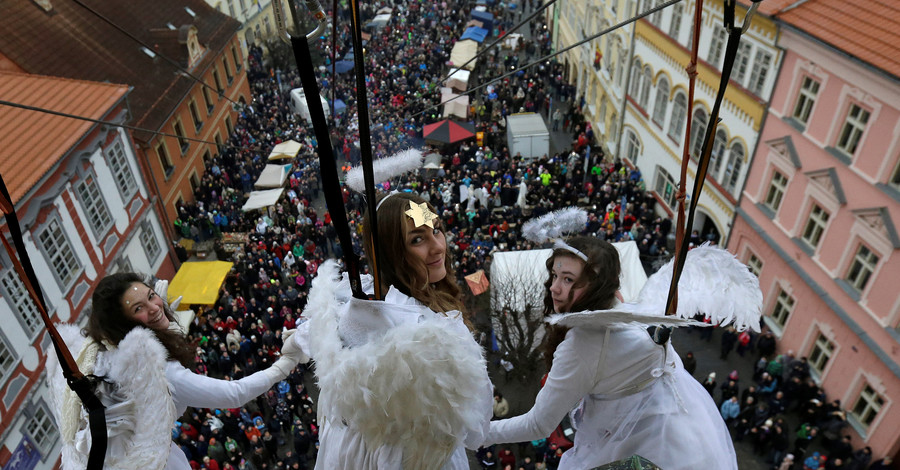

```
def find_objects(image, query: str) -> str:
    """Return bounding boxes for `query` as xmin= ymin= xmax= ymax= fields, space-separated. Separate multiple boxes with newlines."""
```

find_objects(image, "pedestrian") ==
xmin=681 ymin=351 xmax=697 ymax=376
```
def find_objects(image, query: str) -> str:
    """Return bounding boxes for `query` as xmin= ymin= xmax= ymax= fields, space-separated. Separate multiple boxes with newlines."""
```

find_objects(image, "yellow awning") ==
xmin=167 ymin=260 xmax=233 ymax=306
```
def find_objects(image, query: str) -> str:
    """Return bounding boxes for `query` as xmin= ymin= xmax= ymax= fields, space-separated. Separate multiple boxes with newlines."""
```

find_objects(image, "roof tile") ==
xmin=0 ymin=72 xmax=128 ymax=203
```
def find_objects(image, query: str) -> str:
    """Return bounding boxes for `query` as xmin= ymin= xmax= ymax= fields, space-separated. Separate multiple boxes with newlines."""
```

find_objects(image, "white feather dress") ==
xmin=298 ymin=261 xmax=493 ymax=470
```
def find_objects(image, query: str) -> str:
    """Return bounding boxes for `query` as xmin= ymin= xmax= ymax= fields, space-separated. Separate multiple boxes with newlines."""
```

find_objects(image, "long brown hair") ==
xmin=363 ymin=192 xmax=465 ymax=313
xmin=541 ymin=236 xmax=621 ymax=369
xmin=84 ymin=272 xmax=194 ymax=368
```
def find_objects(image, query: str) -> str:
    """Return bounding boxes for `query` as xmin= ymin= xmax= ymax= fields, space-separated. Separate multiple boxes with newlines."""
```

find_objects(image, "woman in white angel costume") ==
xmin=46 ymin=273 xmax=307 ymax=470
xmin=287 ymin=190 xmax=493 ymax=469
xmin=481 ymin=234 xmax=761 ymax=469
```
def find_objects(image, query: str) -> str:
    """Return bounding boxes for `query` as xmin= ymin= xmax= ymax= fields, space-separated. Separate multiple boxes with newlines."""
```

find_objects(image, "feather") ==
xmin=549 ymin=244 xmax=763 ymax=332
xmin=344 ymin=148 xmax=424 ymax=193
xmin=521 ymin=207 xmax=588 ymax=243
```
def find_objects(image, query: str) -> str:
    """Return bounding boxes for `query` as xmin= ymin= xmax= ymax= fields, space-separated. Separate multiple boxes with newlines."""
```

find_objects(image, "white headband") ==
xmin=553 ymin=239 xmax=588 ymax=262
xmin=375 ymin=190 xmax=401 ymax=212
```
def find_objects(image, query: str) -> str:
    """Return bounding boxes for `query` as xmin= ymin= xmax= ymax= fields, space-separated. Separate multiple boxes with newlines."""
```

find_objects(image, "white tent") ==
xmin=506 ymin=113 xmax=550 ymax=160
xmin=449 ymin=40 xmax=478 ymax=71
xmin=254 ymin=164 xmax=292 ymax=189
xmin=268 ymin=140 xmax=302 ymax=160
xmin=241 ymin=188 xmax=285 ymax=212
xmin=423 ymin=153 xmax=442 ymax=169
xmin=503 ymin=33 xmax=523 ymax=50
xmin=441 ymin=87 xmax=469 ymax=119
xmin=368 ymin=13 xmax=391 ymax=29
xmin=490 ymin=241 xmax=648 ymax=314
xmin=445 ymin=68 xmax=471 ymax=91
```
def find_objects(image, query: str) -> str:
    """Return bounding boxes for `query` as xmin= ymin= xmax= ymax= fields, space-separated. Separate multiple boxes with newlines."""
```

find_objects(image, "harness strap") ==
xmin=0 ymin=175 xmax=107 ymax=469
xmin=290 ymin=34 xmax=365 ymax=299
xmin=663 ymin=0 xmax=751 ymax=321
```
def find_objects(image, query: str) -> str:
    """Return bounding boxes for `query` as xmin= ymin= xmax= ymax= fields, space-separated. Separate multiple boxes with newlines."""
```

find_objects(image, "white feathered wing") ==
xmin=306 ymin=260 xmax=489 ymax=470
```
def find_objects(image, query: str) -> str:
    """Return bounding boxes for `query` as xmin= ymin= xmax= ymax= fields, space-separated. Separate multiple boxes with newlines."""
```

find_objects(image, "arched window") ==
xmin=599 ymin=95 xmax=608 ymax=123
xmin=668 ymin=92 xmax=687 ymax=143
xmin=710 ymin=129 xmax=728 ymax=178
xmin=639 ymin=67 xmax=652 ymax=109
xmin=722 ymin=143 xmax=745 ymax=193
xmin=629 ymin=59 xmax=643 ymax=98
xmin=690 ymin=108 xmax=709 ymax=159
xmin=652 ymin=78 xmax=669 ymax=124
xmin=617 ymin=42 xmax=628 ymax=88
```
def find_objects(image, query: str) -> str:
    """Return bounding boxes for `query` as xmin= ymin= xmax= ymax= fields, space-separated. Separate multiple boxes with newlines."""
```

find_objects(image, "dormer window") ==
xmin=181 ymin=25 xmax=205 ymax=69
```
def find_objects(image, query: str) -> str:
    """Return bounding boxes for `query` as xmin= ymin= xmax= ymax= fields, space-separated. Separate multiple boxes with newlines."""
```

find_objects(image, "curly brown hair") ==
xmin=363 ymin=192 xmax=465 ymax=314
xmin=541 ymin=236 xmax=621 ymax=370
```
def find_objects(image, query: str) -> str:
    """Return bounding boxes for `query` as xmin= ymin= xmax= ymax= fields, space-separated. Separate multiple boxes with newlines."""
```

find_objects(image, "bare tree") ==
xmin=489 ymin=251 xmax=549 ymax=382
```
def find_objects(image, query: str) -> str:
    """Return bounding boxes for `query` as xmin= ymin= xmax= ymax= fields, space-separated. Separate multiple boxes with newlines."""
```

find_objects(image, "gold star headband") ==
xmin=405 ymin=201 xmax=438 ymax=229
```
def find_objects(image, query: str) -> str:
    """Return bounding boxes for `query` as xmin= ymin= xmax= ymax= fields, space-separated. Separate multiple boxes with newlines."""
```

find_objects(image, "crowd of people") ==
xmin=153 ymin=1 xmax=865 ymax=469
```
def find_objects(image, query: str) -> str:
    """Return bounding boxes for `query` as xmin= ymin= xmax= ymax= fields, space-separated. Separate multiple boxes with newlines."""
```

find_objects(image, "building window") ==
xmin=764 ymin=170 xmax=788 ymax=211
xmin=104 ymin=139 xmax=137 ymax=201
xmin=652 ymin=78 xmax=669 ymax=124
xmin=846 ymin=244 xmax=879 ymax=292
xmin=617 ymin=44 xmax=628 ymax=89
xmin=156 ymin=141 xmax=174 ymax=178
xmin=722 ymin=143 xmax=744 ymax=193
xmin=629 ymin=59 xmax=642 ymax=98
xmin=770 ymin=288 xmax=795 ymax=328
xmin=808 ymin=332 xmax=835 ymax=376
xmin=710 ymin=129 xmax=728 ymax=177
xmin=173 ymin=120 xmax=189 ymax=154
xmin=792 ymin=76 xmax=820 ymax=125
xmin=232 ymin=46 xmax=242 ymax=71
xmin=655 ymin=167 xmax=678 ymax=208
xmin=668 ymin=3 xmax=683 ymax=41
xmin=75 ymin=173 xmax=113 ymax=237
xmin=733 ymin=43 xmax=753 ymax=85
xmin=690 ymin=108 xmax=709 ymax=159
xmin=25 ymin=402 xmax=58 ymax=455
xmin=649 ymin=0 xmax=663 ymax=26
xmin=0 ymin=270 xmax=42 ymax=339
xmin=802 ymin=204 xmax=829 ymax=248
xmin=668 ymin=93 xmax=687 ymax=143
xmin=140 ymin=220 xmax=162 ymax=263
xmin=225 ymin=115 xmax=234 ymax=136
xmin=748 ymin=50 xmax=772 ymax=96
xmin=0 ymin=335 xmax=15 ymax=384
xmin=747 ymin=253 xmax=763 ymax=277
xmin=639 ymin=67 xmax=652 ymax=109
xmin=836 ymin=103 xmax=870 ymax=156
xmin=38 ymin=218 xmax=82 ymax=288
xmin=625 ymin=130 xmax=642 ymax=163
xmin=213 ymin=69 xmax=224 ymax=95
xmin=202 ymin=86 xmax=214 ymax=113
xmin=190 ymin=171 xmax=201 ymax=194
xmin=851 ymin=384 xmax=884 ymax=428
xmin=189 ymin=100 xmax=204 ymax=132
xmin=610 ymin=112 xmax=619 ymax=139
xmin=224 ymin=57 xmax=234 ymax=84
xmin=707 ymin=26 xmax=726 ymax=68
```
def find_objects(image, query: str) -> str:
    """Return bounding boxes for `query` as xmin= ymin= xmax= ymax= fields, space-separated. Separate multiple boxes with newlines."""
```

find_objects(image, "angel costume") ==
xmin=290 ymin=260 xmax=493 ymax=470
xmin=47 ymin=324 xmax=295 ymax=470
xmin=482 ymin=244 xmax=759 ymax=469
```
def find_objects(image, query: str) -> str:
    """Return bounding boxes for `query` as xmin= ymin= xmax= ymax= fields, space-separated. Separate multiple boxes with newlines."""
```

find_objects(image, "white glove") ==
xmin=154 ymin=279 xmax=183 ymax=312
xmin=281 ymin=329 xmax=310 ymax=364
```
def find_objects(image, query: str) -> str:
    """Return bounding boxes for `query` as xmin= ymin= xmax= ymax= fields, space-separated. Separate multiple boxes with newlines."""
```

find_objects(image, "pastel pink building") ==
xmin=728 ymin=0 xmax=900 ymax=460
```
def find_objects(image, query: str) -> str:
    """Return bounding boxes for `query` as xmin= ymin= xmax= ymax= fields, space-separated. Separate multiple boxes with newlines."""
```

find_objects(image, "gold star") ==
xmin=405 ymin=201 xmax=438 ymax=229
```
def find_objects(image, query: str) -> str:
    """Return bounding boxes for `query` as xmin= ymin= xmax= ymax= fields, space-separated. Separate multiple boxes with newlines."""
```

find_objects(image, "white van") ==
xmin=290 ymin=87 xmax=330 ymax=123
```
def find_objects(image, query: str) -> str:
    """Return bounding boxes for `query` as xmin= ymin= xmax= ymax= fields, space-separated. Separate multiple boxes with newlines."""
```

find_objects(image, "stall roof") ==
xmin=254 ymin=163 xmax=292 ymax=189
xmin=168 ymin=261 xmax=234 ymax=306
xmin=441 ymin=87 xmax=469 ymax=119
xmin=449 ymin=40 xmax=479 ymax=71
xmin=241 ymin=188 xmax=285 ymax=211
xmin=461 ymin=26 xmax=489 ymax=43
xmin=471 ymin=10 xmax=494 ymax=29
xmin=506 ymin=113 xmax=548 ymax=137
xmin=445 ymin=68 xmax=470 ymax=91
xmin=268 ymin=140 xmax=302 ymax=160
